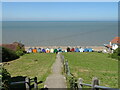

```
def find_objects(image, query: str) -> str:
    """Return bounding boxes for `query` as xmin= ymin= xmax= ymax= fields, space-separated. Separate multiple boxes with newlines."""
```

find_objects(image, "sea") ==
xmin=2 ymin=21 xmax=118 ymax=46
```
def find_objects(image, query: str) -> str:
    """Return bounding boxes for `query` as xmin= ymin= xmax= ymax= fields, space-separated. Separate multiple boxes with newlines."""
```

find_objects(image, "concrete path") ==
xmin=44 ymin=53 xmax=67 ymax=88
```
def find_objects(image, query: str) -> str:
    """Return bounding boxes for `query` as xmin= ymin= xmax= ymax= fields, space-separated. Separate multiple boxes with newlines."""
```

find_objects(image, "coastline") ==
xmin=25 ymin=46 xmax=105 ymax=51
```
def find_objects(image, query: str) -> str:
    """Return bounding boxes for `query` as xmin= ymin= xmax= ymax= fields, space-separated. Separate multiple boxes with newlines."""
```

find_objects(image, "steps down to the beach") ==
xmin=44 ymin=53 xmax=67 ymax=88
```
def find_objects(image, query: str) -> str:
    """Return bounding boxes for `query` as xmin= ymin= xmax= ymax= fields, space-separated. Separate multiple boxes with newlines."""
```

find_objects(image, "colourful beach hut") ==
xmin=67 ymin=47 xmax=70 ymax=52
xmin=27 ymin=48 xmax=33 ymax=53
xmin=58 ymin=47 xmax=62 ymax=52
xmin=79 ymin=48 xmax=84 ymax=52
xmin=71 ymin=48 xmax=75 ymax=52
xmin=33 ymin=48 xmax=37 ymax=53
xmin=84 ymin=48 xmax=89 ymax=52
xmin=42 ymin=48 xmax=46 ymax=53
xmin=75 ymin=48 xmax=79 ymax=52
xmin=64 ymin=50 xmax=67 ymax=52
xmin=50 ymin=48 xmax=54 ymax=53
xmin=87 ymin=48 xmax=93 ymax=52
xmin=54 ymin=49 xmax=58 ymax=53
xmin=37 ymin=48 xmax=41 ymax=53
xmin=46 ymin=48 xmax=50 ymax=53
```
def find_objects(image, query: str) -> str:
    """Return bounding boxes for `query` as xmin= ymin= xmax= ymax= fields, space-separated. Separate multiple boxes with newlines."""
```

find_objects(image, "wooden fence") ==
xmin=77 ymin=77 xmax=116 ymax=90
xmin=10 ymin=77 xmax=38 ymax=90
xmin=61 ymin=54 xmax=116 ymax=90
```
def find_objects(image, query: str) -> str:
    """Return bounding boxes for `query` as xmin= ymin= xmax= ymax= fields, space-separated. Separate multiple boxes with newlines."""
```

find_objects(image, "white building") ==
xmin=110 ymin=37 xmax=120 ymax=50
xmin=105 ymin=37 xmax=120 ymax=53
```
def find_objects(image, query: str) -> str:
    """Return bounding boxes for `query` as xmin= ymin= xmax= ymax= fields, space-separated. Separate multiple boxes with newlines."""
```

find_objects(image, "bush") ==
xmin=111 ymin=47 xmax=120 ymax=60
xmin=2 ymin=47 xmax=19 ymax=62
xmin=15 ymin=45 xmax=25 ymax=57
xmin=15 ymin=50 xmax=24 ymax=56
xmin=0 ymin=67 xmax=11 ymax=90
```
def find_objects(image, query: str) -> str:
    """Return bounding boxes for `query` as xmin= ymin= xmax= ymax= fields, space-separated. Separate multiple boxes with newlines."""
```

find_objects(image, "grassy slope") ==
xmin=4 ymin=53 xmax=56 ymax=87
xmin=62 ymin=52 xmax=118 ymax=88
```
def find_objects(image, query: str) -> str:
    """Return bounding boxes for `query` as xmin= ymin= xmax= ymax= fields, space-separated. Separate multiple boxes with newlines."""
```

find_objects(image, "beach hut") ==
xmin=50 ymin=48 xmax=54 ymax=53
xmin=87 ymin=48 xmax=93 ymax=52
xmin=75 ymin=48 xmax=79 ymax=52
xmin=33 ymin=48 xmax=37 ymax=53
xmin=71 ymin=48 xmax=75 ymax=52
xmin=37 ymin=48 xmax=41 ymax=53
xmin=67 ymin=47 xmax=70 ymax=52
xmin=27 ymin=48 xmax=33 ymax=53
xmin=64 ymin=50 xmax=67 ymax=52
xmin=42 ymin=48 xmax=46 ymax=53
xmin=84 ymin=48 xmax=88 ymax=52
xmin=54 ymin=49 xmax=58 ymax=54
xmin=46 ymin=48 xmax=50 ymax=53
xmin=58 ymin=47 xmax=62 ymax=52
xmin=79 ymin=48 xmax=84 ymax=52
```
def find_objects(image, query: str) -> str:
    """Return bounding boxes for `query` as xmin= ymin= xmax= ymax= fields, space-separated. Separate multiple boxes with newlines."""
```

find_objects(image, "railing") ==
xmin=10 ymin=77 xmax=38 ymax=90
xmin=61 ymin=54 xmax=78 ymax=89
xmin=77 ymin=77 xmax=117 ymax=90
xmin=61 ymin=54 xmax=116 ymax=90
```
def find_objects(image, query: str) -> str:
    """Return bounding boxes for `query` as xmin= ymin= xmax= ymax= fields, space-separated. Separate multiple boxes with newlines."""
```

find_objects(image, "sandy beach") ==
xmin=25 ymin=46 xmax=105 ymax=51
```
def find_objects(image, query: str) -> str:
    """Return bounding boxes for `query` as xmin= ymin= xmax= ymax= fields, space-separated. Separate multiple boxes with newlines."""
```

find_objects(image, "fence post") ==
xmin=62 ymin=55 xmax=64 ymax=64
xmin=92 ymin=77 xmax=99 ymax=90
xmin=25 ymin=77 xmax=30 ymax=90
xmin=34 ymin=77 xmax=38 ymax=89
xmin=78 ymin=78 xmax=83 ymax=89
xmin=65 ymin=60 xmax=68 ymax=74
xmin=66 ymin=60 xmax=70 ymax=75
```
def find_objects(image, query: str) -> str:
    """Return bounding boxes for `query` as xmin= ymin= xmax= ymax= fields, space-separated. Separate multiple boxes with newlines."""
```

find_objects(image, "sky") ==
xmin=2 ymin=2 xmax=118 ymax=21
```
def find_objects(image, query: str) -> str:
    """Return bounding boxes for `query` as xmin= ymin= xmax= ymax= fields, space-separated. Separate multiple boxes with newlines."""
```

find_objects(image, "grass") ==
xmin=4 ymin=53 xmax=56 ymax=88
xmin=62 ymin=52 xmax=118 ymax=88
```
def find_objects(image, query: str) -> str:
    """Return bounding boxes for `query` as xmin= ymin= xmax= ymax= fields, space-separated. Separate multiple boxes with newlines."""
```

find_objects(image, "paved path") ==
xmin=44 ymin=53 xmax=67 ymax=88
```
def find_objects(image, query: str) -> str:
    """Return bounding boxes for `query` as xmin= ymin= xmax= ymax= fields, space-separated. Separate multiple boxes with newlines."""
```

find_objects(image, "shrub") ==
xmin=111 ymin=47 xmax=120 ymax=60
xmin=15 ymin=50 xmax=24 ymax=56
xmin=2 ymin=47 xmax=19 ymax=62
xmin=0 ymin=67 xmax=11 ymax=90
xmin=15 ymin=45 xmax=25 ymax=57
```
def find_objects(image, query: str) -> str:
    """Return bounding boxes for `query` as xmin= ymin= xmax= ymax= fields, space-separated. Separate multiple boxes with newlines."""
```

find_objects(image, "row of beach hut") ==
xmin=27 ymin=47 xmax=93 ymax=53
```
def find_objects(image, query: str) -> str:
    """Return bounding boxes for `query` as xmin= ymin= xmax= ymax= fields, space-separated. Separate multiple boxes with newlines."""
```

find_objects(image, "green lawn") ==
xmin=4 ymin=53 xmax=56 ymax=87
xmin=62 ymin=52 xmax=118 ymax=88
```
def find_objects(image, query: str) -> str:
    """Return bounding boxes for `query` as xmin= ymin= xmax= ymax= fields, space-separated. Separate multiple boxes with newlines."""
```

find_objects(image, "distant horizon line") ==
xmin=2 ymin=20 xmax=118 ymax=22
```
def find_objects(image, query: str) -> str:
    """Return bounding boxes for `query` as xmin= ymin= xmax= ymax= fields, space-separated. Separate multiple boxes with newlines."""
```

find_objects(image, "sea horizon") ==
xmin=2 ymin=21 xmax=118 ymax=46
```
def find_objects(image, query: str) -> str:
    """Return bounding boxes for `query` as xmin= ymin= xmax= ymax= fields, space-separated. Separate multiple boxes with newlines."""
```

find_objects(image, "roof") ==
xmin=1 ymin=42 xmax=25 ymax=51
xmin=110 ymin=37 xmax=120 ymax=44
xmin=2 ymin=44 xmax=17 ymax=51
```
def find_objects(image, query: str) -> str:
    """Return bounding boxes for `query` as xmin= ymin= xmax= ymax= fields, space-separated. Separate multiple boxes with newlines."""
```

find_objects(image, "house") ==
xmin=1 ymin=42 xmax=25 ymax=51
xmin=104 ymin=37 xmax=120 ymax=53
xmin=110 ymin=37 xmax=120 ymax=50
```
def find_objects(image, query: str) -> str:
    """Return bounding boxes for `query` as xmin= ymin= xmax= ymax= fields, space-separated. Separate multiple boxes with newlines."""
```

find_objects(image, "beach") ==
xmin=25 ymin=46 xmax=105 ymax=51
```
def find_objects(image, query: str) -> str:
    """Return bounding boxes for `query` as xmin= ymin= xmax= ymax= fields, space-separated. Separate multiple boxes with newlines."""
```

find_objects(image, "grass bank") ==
xmin=4 ymin=53 xmax=56 ymax=88
xmin=62 ymin=52 xmax=118 ymax=88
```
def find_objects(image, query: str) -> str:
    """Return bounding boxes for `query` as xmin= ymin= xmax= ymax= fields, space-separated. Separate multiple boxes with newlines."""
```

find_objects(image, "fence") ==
xmin=10 ymin=77 xmax=38 ymax=90
xmin=61 ymin=54 xmax=115 ymax=90
xmin=61 ymin=54 xmax=78 ymax=89
xmin=77 ymin=77 xmax=116 ymax=90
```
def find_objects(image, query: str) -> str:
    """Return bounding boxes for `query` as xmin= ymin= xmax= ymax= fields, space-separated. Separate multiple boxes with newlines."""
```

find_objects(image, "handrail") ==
xmin=10 ymin=81 xmax=27 ymax=85
xmin=10 ymin=77 xmax=38 ymax=89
